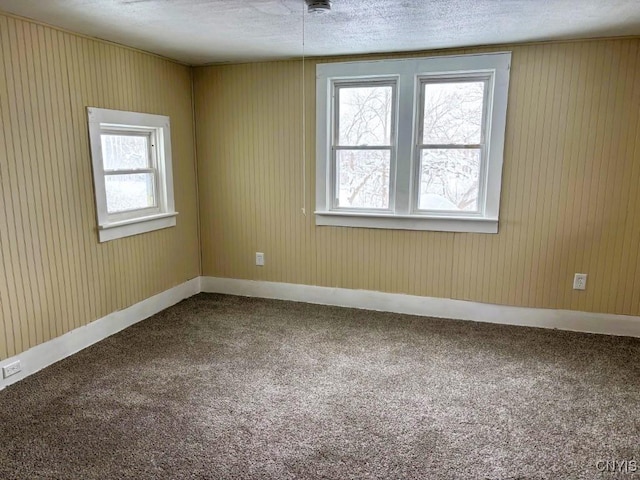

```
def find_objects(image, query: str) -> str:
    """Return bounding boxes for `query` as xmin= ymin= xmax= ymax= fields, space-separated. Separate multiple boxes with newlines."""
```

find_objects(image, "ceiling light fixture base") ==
xmin=305 ymin=0 xmax=332 ymax=14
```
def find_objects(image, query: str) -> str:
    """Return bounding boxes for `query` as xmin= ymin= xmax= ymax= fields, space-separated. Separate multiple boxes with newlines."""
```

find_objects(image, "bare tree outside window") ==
xmin=333 ymin=80 xmax=486 ymax=212
xmin=335 ymin=84 xmax=393 ymax=209
xmin=419 ymin=81 xmax=486 ymax=211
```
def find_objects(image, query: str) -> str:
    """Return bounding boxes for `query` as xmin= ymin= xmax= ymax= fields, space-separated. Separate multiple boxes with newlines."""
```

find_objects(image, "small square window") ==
xmin=87 ymin=108 xmax=177 ymax=242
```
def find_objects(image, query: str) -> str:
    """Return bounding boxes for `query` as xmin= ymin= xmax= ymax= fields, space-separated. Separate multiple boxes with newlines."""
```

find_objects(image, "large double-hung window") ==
xmin=315 ymin=52 xmax=511 ymax=233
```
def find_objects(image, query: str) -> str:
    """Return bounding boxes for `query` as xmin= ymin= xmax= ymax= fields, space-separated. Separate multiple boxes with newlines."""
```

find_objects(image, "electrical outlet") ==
xmin=2 ymin=360 xmax=21 ymax=379
xmin=256 ymin=252 xmax=265 ymax=266
xmin=573 ymin=273 xmax=587 ymax=290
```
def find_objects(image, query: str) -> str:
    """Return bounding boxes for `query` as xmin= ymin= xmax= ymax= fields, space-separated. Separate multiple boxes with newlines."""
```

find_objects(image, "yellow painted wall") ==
xmin=1 ymin=10 xmax=639 ymax=363
xmin=194 ymin=38 xmax=640 ymax=316
xmin=0 ymin=14 xmax=200 ymax=359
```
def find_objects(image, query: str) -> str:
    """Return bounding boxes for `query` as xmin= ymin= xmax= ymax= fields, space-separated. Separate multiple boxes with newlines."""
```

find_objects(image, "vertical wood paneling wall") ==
xmin=1 ymin=11 xmax=639 ymax=362
xmin=194 ymin=38 xmax=640 ymax=316
xmin=0 ymin=14 xmax=200 ymax=359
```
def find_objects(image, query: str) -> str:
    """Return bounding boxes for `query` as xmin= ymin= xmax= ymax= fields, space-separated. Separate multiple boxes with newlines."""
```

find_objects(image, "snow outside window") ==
xmin=87 ymin=108 xmax=177 ymax=242
xmin=315 ymin=53 xmax=511 ymax=233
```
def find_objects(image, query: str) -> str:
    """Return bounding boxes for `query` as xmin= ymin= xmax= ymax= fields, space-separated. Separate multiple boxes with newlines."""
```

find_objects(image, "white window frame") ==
xmin=87 ymin=107 xmax=177 ymax=242
xmin=315 ymin=52 xmax=511 ymax=233
xmin=332 ymin=79 xmax=398 ymax=212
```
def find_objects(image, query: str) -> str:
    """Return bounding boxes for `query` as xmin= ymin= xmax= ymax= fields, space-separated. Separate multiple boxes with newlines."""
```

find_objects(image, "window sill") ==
xmin=314 ymin=211 xmax=498 ymax=233
xmin=98 ymin=212 xmax=178 ymax=242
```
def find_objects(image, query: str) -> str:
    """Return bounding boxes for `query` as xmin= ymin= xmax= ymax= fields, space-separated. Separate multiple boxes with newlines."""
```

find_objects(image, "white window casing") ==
xmin=87 ymin=107 xmax=177 ymax=242
xmin=315 ymin=52 xmax=511 ymax=233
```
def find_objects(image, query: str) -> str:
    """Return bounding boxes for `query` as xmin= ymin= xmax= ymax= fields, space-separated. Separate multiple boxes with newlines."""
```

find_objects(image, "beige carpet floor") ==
xmin=0 ymin=293 xmax=639 ymax=479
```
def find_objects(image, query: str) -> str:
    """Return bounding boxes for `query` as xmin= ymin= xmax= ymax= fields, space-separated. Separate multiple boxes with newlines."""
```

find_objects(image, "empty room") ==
xmin=0 ymin=1 xmax=639 ymax=478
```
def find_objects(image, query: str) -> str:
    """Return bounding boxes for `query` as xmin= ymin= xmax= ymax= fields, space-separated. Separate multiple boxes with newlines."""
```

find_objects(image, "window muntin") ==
xmin=315 ymin=53 xmax=511 ymax=233
xmin=332 ymin=81 xmax=397 ymax=211
xmin=415 ymin=77 xmax=489 ymax=214
xmin=87 ymin=108 xmax=177 ymax=242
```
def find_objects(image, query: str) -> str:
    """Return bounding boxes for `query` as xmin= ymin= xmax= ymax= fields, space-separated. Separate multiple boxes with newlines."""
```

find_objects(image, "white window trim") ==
xmin=87 ymin=107 xmax=177 ymax=242
xmin=315 ymin=52 xmax=511 ymax=234
xmin=332 ymin=79 xmax=398 ymax=212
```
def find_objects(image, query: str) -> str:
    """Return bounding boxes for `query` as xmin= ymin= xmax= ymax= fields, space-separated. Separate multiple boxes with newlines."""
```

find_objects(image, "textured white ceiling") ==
xmin=0 ymin=0 xmax=639 ymax=65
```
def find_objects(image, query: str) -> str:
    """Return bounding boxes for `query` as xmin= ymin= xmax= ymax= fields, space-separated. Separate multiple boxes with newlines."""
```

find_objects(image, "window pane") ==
xmin=338 ymin=85 xmax=393 ymax=146
xmin=422 ymin=81 xmax=485 ymax=145
xmin=105 ymin=173 xmax=156 ymax=213
xmin=418 ymin=149 xmax=480 ymax=212
xmin=101 ymin=134 xmax=149 ymax=170
xmin=336 ymin=149 xmax=390 ymax=209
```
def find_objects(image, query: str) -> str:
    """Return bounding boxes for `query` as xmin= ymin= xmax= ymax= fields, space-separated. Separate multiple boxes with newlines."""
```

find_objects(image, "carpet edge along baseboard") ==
xmin=2 ymin=275 xmax=639 ymax=391
xmin=0 ymin=277 xmax=201 ymax=391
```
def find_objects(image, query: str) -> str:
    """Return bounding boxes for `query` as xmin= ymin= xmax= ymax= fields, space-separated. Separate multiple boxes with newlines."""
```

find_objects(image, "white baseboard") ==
xmin=0 ymin=277 xmax=201 ymax=392
xmin=3 ymin=275 xmax=638 ymax=391
xmin=201 ymin=276 xmax=640 ymax=338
